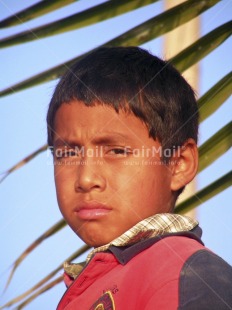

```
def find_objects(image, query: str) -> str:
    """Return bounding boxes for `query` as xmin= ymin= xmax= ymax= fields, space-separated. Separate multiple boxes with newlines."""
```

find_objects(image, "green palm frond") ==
xmin=11 ymin=276 xmax=63 ymax=310
xmin=0 ymin=0 xmax=157 ymax=47
xmin=198 ymin=122 xmax=232 ymax=172
xmin=0 ymin=0 xmax=77 ymax=28
xmin=0 ymin=244 xmax=89 ymax=309
xmin=0 ymin=0 xmax=221 ymax=97
xmin=171 ymin=21 xmax=232 ymax=72
xmin=198 ymin=71 xmax=232 ymax=122
xmin=0 ymin=145 xmax=47 ymax=184
xmin=4 ymin=219 xmax=66 ymax=291
xmin=175 ymin=171 xmax=232 ymax=214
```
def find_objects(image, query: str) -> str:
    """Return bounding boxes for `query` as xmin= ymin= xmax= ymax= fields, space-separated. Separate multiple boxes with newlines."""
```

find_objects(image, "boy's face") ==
xmin=53 ymin=100 xmax=174 ymax=247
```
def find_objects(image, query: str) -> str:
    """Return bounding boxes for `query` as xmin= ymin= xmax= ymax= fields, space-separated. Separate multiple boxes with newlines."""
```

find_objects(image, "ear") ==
xmin=170 ymin=139 xmax=198 ymax=191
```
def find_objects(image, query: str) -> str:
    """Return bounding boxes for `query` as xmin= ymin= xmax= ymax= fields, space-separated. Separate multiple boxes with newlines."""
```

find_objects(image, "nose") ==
xmin=74 ymin=157 xmax=106 ymax=193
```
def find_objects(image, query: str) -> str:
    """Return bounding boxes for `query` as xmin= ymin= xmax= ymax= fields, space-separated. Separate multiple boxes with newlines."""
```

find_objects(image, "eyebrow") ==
xmin=92 ymin=133 xmax=130 ymax=145
xmin=53 ymin=139 xmax=79 ymax=148
xmin=53 ymin=132 xmax=131 ymax=148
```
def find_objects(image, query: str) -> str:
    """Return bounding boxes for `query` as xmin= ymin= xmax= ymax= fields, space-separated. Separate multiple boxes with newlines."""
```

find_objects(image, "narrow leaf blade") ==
xmin=0 ymin=0 xmax=157 ymax=47
xmin=175 ymin=171 xmax=232 ymax=214
xmin=0 ymin=0 xmax=220 ymax=97
xmin=1 ymin=245 xmax=89 ymax=308
xmin=198 ymin=71 xmax=232 ymax=122
xmin=171 ymin=21 xmax=232 ymax=72
xmin=4 ymin=219 xmax=66 ymax=291
xmin=14 ymin=276 xmax=63 ymax=310
xmin=0 ymin=144 xmax=47 ymax=184
xmin=0 ymin=0 xmax=77 ymax=28
xmin=198 ymin=122 xmax=232 ymax=172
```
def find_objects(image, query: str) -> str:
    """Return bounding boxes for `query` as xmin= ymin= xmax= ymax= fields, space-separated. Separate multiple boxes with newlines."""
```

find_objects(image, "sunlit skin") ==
xmin=53 ymin=100 xmax=198 ymax=247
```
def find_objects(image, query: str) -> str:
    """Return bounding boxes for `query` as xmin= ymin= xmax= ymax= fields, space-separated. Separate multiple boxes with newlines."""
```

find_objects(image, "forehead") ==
xmin=53 ymin=100 xmax=153 ymax=145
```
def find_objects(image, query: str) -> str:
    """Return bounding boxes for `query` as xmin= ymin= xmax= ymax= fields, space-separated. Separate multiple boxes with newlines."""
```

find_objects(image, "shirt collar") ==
xmin=64 ymin=213 xmax=198 ymax=283
xmin=86 ymin=213 xmax=198 ymax=262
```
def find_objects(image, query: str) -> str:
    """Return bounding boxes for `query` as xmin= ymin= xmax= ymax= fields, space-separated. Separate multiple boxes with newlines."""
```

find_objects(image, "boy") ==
xmin=47 ymin=47 xmax=232 ymax=309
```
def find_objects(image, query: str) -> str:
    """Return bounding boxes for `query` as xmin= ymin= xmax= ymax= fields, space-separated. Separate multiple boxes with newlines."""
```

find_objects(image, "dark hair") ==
xmin=47 ymin=46 xmax=198 ymax=162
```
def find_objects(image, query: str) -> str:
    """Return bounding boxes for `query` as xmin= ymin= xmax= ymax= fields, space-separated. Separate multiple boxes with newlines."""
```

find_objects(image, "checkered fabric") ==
xmin=86 ymin=213 xmax=198 ymax=262
xmin=64 ymin=213 xmax=198 ymax=279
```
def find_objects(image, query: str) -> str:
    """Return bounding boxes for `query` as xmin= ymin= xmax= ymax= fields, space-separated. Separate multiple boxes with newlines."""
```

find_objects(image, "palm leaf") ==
xmin=0 ymin=0 xmax=77 ymax=28
xmin=0 ymin=0 xmax=220 ymax=97
xmin=4 ymin=219 xmax=66 ymax=291
xmin=198 ymin=122 xmax=232 ymax=172
xmin=175 ymin=170 xmax=232 ymax=214
xmin=0 ymin=0 xmax=157 ymax=47
xmin=170 ymin=21 xmax=232 ymax=72
xmin=108 ymin=0 xmax=220 ymax=47
xmin=0 ymin=144 xmax=47 ymax=184
xmin=1 ymin=244 xmax=89 ymax=309
xmin=198 ymin=71 xmax=232 ymax=122
xmin=13 ymin=276 xmax=63 ymax=310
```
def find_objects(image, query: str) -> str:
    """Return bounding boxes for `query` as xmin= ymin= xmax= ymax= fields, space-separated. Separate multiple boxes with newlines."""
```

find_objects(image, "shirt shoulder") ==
xmin=109 ymin=228 xmax=204 ymax=265
xmin=179 ymin=250 xmax=232 ymax=310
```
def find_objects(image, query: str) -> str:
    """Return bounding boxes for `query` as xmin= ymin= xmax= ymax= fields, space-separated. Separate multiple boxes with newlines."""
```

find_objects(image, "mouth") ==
xmin=74 ymin=201 xmax=112 ymax=220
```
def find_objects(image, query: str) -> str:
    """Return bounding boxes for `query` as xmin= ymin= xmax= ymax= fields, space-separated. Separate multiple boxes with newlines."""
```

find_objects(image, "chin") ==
xmin=78 ymin=234 xmax=109 ymax=248
xmin=85 ymin=240 xmax=107 ymax=248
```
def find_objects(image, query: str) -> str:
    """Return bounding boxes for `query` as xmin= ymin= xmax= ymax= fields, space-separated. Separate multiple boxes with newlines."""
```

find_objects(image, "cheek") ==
xmin=104 ymin=164 xmax=133 ymax=192
xmin=111 ymin=167 xmax=148 ymax=201
xmin=135 ymin=166 xmax=171 ymax=202
xmin=54 ymin=167 xmax=74 ymax=205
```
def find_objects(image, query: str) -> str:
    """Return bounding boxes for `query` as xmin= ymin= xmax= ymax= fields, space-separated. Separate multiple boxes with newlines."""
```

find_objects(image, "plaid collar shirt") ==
xmin=64 ymin=213 xmax=198 ymax=280
xmin=86 ymin=213 xmax=198 ymax=262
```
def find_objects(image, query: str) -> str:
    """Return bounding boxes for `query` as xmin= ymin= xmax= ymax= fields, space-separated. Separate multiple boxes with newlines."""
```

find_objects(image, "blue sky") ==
xmin=0 ymin=1 xmax=231 ymax=309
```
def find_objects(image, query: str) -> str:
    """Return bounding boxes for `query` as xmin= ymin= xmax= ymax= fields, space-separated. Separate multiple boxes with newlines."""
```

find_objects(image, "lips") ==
xmin=74 ymin=202 xmax=112 ymax=220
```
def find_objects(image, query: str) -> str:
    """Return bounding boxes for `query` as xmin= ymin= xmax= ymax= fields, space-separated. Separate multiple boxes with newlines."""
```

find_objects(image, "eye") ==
xmin=107 ymin=147 xmax=131 ymax=156
xmin=55 ymin=149 xmax=79 ymax=159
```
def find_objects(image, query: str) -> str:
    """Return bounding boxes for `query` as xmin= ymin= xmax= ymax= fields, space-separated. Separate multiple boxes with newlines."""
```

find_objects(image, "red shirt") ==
xmin=57 ymin=235 xmax=214 ymax=309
